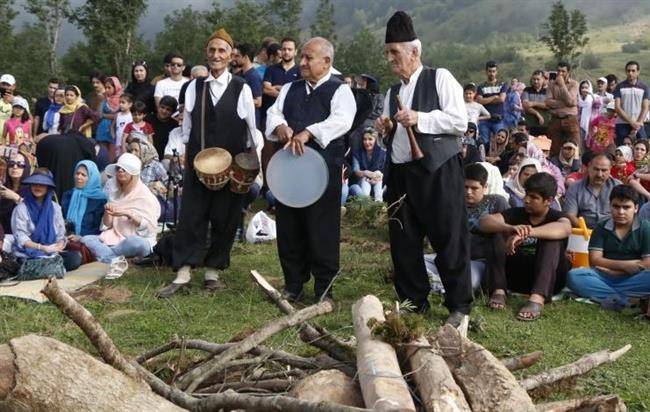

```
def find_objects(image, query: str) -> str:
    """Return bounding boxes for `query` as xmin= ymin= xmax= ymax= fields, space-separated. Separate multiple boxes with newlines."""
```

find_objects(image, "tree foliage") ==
xmin=153 ymin=6 xmax=211 ymax=67
xmin=310 ymin=0 xmax=336 ymax=42
xmin=70 ymin=0 xmax=149 ymax=82
xmin=23 ymin=0 xmax=71 ymax=76
xmin=336 ymin=27 xmax=395 ymax=89
xmin=539 ymin=1 xmax=589 ymax=63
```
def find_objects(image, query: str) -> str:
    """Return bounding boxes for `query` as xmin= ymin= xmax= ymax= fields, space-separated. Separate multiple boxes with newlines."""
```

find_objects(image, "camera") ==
xmin=548 ymin=71 xmax=557 ymax=81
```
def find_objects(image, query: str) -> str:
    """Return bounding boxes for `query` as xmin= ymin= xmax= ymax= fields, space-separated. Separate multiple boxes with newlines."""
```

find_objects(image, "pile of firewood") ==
xmin=0 ymin=269 xmax=631 ymax=411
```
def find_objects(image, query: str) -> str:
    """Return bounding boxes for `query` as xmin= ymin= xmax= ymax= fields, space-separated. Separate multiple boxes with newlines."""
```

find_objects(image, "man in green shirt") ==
xmin=567 ymin=185 xmax=650 ymax=309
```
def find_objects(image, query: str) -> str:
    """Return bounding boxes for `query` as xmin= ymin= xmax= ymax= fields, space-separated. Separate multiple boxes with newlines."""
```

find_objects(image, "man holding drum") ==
xmin=265 ymin=37 xmax=356 ymax=302
xmin=156 ymin=28 xmax=259 ymax=298
xmin=374 ymin=12 xmax=473 ymax=327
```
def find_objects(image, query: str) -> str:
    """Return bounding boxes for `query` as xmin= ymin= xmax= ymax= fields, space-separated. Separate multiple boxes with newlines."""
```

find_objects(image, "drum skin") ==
xmin=194 ymin=147 xmax=232 ymax=191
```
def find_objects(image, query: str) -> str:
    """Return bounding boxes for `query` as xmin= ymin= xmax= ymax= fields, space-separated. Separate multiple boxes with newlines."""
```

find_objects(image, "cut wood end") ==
xmin=609 ymin=344 xmax=632 ymax=361
xmin=40 ymin=277 xmax=59 ymax=294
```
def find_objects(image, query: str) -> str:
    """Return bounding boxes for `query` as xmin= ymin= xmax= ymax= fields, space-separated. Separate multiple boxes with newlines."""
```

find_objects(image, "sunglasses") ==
xmin=7 ymin=160 xmax=25 ymax=168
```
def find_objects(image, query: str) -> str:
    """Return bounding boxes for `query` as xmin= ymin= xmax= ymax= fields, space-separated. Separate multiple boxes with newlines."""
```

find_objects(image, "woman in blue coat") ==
xmin=61 ymin=160 xmax=107 ymax=237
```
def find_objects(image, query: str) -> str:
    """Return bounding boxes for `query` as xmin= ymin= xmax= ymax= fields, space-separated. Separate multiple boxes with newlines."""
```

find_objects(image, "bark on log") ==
xmin=197 ymin=378 xmax=294 ymax=393
xmin=0 ymin=345 xmax=15 ymax=400
xmin=0 ymin=335 xmax=184 ymax=412
xmin=433 ymin=324 xmax=536 ymax=412
xmin=251 ymin=269 xmax=356 ymax=366
xmin=179 ymin=300 xmax=334 ymax=392
xmin=352 ymin=295 xmax=416 ymax=412
xmin=290 ymin=370 xmax=365 ymax=408
xmin=519 ymin=345 xmax=631 ymax=392
xmin=404 ymin=337 xmax=471 ymax=412
xmin=535 ymin=394 xmax=627 ymax=412
xmin=501 ymin=351 xmax=544 ymax=371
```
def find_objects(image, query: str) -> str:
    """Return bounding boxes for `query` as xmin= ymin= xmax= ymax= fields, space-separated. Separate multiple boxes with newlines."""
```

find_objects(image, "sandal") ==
xmin=488 ymin=291 xmax=507 ymax=310
xmin=517 ymin=301 xmax=543 ymax=321
xmin=105 ymin=256 xmax=128 ymax=280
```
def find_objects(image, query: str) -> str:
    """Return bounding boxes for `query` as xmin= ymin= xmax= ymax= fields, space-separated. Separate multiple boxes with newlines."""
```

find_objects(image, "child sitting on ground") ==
xmin=123 ymin=100 xmax=154 ymax=146
xmin=611 ymin=145 xmax=635 ymax=184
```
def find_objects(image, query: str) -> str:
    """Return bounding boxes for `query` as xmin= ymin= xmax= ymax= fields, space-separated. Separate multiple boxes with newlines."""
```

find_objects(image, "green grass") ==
xmin=1 ymin=209 xmax=650 ymax=410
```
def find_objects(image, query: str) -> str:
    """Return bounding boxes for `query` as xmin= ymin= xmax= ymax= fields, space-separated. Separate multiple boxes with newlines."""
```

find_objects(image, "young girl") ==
xmin=95 ymin=76 xmax=123 ymax=161
xmin=588 ymin=103 xmax=616 ymax=153
xmin=2 ymin=97 xmax=31 ymax=146
xmin=112 ymin=93 xmax=134 ymax=157
xmin=122 ymin=100 xmax=154 ymax=146
xmin=611 ymin=145 xmax=635 ymax=183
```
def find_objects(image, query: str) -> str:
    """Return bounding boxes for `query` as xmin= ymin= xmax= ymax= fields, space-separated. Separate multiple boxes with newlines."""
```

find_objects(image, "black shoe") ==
xmin=133 ymin=254 xmax=159 ymax=266
xmin=281 ymin=289 xmax=304 ymax=303
xmin=445 ymin=311 xmax=469 ymax=331
xmin=204 ymin=278 xmax=227 ymax=292
xmin=155 ymin=282 xmax=190 ymax=298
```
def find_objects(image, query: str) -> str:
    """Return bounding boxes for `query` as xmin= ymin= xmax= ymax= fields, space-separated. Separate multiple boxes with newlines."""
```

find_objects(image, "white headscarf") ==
xmin=616 ymin=145 xmax=633 ymax=162
xmin=505 ymin=158 xmax=543 ymax=200
xmin=578 ymin=80 xmax=594 ymax=135
xmin=478 ymin=162 xmax=509 ymax=201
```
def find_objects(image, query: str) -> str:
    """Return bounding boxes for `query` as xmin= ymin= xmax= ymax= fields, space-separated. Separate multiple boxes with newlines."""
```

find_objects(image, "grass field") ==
xmin=1 ymin=208 xmax=650 ymax=410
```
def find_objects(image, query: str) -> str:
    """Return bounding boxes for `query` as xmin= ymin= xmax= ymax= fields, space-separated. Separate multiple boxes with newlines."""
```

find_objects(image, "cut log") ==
xmin=433 ymin=324 xmax=535 ymax=412
xmin=352 ymin=295 xmax=416 ymax=412
xmin=251 ymin=269 xmax=356 ymax=366
xmin=519 ymin=345 xmax=631 ymax=392
xmin=404 ymin=337 xmax=471 ymax=412
xmin=501 ymin=351 xmax=544 ymax=371
xmin=535 ymin=394 xmax=627 ymax=412
xmin=290 ymin=370 xmax=365 ymax=408
xmin=179 ymin=300 xmax=334 ymax=392
xmin=0 ymin=335 xmax=184 ymax=411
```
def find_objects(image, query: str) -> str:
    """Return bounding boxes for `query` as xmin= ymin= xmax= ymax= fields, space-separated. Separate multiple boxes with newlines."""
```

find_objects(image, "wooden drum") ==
xmin=193 ymin=147 xmax=232 ymax=191
xmin=229 ymin=152 xmax=260 ymax=194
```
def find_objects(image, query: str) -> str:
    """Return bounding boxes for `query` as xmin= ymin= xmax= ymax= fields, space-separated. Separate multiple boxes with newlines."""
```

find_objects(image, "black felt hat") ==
xmin=385 ymin=11 xmax=417 ymax=44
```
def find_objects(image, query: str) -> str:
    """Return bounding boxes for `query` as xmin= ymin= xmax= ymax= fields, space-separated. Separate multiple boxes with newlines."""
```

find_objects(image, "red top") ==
xmin=123 ymin=121 xmax=154 ymax=136
xmin=610 ymin=162 xmax=635 ymax=183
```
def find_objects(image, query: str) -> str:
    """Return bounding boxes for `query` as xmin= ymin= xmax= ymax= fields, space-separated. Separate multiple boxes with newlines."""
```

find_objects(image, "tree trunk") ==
xmin=404 ymin=337 xmax=471 ymax=412
xmin=433 ymin=325 xmax=536 ymax=412
xmin=352 ymin=295 xmax=416 ymax=411
xmin=0 ymin=335 xmax=184 ymax=412
xmin=290 ymin=370 xmax=364 ymax=408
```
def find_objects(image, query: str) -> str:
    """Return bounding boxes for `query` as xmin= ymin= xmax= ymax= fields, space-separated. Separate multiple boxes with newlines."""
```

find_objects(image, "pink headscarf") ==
xmin=105 ymin=76 xmax=123 ymax=112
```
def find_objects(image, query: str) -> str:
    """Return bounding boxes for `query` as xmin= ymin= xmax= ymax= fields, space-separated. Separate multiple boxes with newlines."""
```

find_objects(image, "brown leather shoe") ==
xmin=203 ymin=278 xmax=227 ymax=292
xmin=155 ymin=282 xmax=190 ymax=298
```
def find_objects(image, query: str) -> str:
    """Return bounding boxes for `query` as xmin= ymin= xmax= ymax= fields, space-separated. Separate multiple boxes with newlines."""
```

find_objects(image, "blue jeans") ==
xmin=615 ymin=123 xmax=648 ymax=145
xmin=478 ymin=119 xmax=505 ymax=146
xmin=349 ymin=178 xmax=384 ymax=201
xmin=566 ymin=267 xmax=650 ymax=306
xmin=341 ymin=182 xmax=349 ymax=205
xmin=81 ymin=235 xmax=152 ymax=263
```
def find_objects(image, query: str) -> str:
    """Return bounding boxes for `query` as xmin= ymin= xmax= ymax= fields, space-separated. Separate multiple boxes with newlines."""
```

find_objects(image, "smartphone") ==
xmin=549 ymin=71 xmax=557 ymax=81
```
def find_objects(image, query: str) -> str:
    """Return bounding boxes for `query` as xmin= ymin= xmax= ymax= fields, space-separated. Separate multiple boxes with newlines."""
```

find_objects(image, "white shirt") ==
xmin=154 ymin=76 xmax=189 ymax=101
xmin=115 ymin=111 xmax=133 ymax=147
xmin=164 ymin=126 xmax=186 ymax=157
xmin=382 ymin=65 xmax=467 ymax=164
xmin=181 ymin=70 xmax=258 ymax=149
xmin=265 ymin=72 xmax=356 ymax=149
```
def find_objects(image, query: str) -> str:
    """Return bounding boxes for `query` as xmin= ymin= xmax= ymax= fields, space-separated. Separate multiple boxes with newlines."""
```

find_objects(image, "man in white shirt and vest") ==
xmin=156 ymin=28 xmax=259 ymax=298
xmin=266 ymin=37 xmax=356 ymax=302
xmin=375 ymin=12 xmax=473 ymax=326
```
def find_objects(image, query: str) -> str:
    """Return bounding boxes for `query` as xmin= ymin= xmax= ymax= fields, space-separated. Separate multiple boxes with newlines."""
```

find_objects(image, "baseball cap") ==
xmin=606 ymin=101 xmax=615 ymax=111
xmin=597 ymin=77 xmax=607 ymax=84
xmin=0 ymin=74 xmax=16 ymax=86
xmin=11 ymin=96 xmax=29 ymax=111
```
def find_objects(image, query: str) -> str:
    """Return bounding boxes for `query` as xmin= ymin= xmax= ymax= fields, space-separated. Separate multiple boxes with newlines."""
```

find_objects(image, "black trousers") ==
xmin=386 ymin=155 xmax=473 ymax=314
xmin=172 ymin=168 xmax=243 ymax=271
xmin=492 ymin=239 xmax=570 ymax=301
xmin=276 ymin=153 xmax=342 ymax=298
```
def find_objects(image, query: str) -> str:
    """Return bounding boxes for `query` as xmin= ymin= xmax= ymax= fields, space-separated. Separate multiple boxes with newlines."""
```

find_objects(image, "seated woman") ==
xmin=11 ymin=168 xmax=82 ymax=271
xmin=61 ymin=160 xmax=108 ymax=237
xmin=58 ymin=86 xmax=98 ymax=138
xmin=82 ymin=153 xmax=160 ymax=279
xmin=0 ymin=152 xmax=32 ymax=242
xmin=505 ymin=158 xmax=542 ymax=208
xmin=127 ymin=136 xmax=168 ymax=197
xmin=349 ymin=128 xmax=386 ymax=202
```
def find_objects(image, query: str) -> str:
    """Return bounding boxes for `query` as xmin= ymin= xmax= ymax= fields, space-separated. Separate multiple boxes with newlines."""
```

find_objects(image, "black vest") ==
xmin=188 ymin=76 xmax=248 ymax=163
xmin=282 ymin=78 xmax=346 ymax=163
xmin=387 ymin=67 xmax=460 ymax=174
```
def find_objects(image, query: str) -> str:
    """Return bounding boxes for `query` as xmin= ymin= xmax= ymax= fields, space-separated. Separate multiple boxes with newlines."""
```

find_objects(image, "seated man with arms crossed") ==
xmin=567 ymin=185 xmax=650 ymax=312
xmin=479 ymin=172 xmax=572 ymax=321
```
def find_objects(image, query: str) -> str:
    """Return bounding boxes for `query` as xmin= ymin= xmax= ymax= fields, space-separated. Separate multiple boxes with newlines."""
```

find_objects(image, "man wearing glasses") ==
xmin=154 ymin=54 xmax=189 ymax=110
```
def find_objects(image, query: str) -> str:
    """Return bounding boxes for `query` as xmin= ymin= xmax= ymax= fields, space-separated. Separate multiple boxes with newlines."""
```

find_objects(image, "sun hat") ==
xmin=105 ymin=153 xmax=142 ymax=176
xmin=11 ymin=96 xmax=29 ymax=111
xmin=23 ymin=170 xmax=56 ymax=188
xmin=0 ymin=74 xmax=16 ymax=86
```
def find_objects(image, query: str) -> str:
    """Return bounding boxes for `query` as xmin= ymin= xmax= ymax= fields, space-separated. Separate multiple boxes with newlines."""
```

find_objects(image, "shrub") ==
xmin=622 ymin=43 xmax=641 ymax=54
xmin=581 ymin=52 xmax=601 ymax=69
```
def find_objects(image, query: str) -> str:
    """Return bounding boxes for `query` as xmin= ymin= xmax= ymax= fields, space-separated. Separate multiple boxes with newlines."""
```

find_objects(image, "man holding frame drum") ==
xmin=157 ymin=28 xmax=259 ymax=298
xmin=375 ymin=12 xmax=473 ymax=327
xmin=265 ymin=37 xmax=356 ymax=302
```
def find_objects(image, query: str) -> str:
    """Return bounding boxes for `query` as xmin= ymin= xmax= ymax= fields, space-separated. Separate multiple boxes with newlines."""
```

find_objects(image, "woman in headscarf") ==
xmin=126 ymin=136 xmax=168 ymax=195
xmin=578 ymin=80 xmax=601 ymax=142
xmin=485 ymin=128 xmax=509 ymax=166
xmin=549 ymin=141 xmax=581 ymax=178
xmin=0 ymin=152 xmax=32 ymax=236
xmin=61 ymin=160 xmax=107 ymax=237
xmin=37 ymin=86 xmax=65 ymax=139
xmin=58 ymin=86 xmax=98 ymax=137
xmin=125 ymin=60 xmax=155 ymax=115
xmin=611 ymin=144 xmax=635 ymax=183
xmin=505 ymin=158 xmax=543 ymax=208
xmin=81 ymin=153 xmax=160 ymax=279
xmin=11 ymin=168 xmax=82 ymax=270
xmin=95 ymin=76 xmax=123 ymax=161
xmin=478 ymin=161 xmax=509 ymax=202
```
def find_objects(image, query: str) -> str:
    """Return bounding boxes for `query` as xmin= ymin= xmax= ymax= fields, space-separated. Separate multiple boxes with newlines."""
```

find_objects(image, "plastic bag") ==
xmin=245 ymin=211 xmax=277 ymax=243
